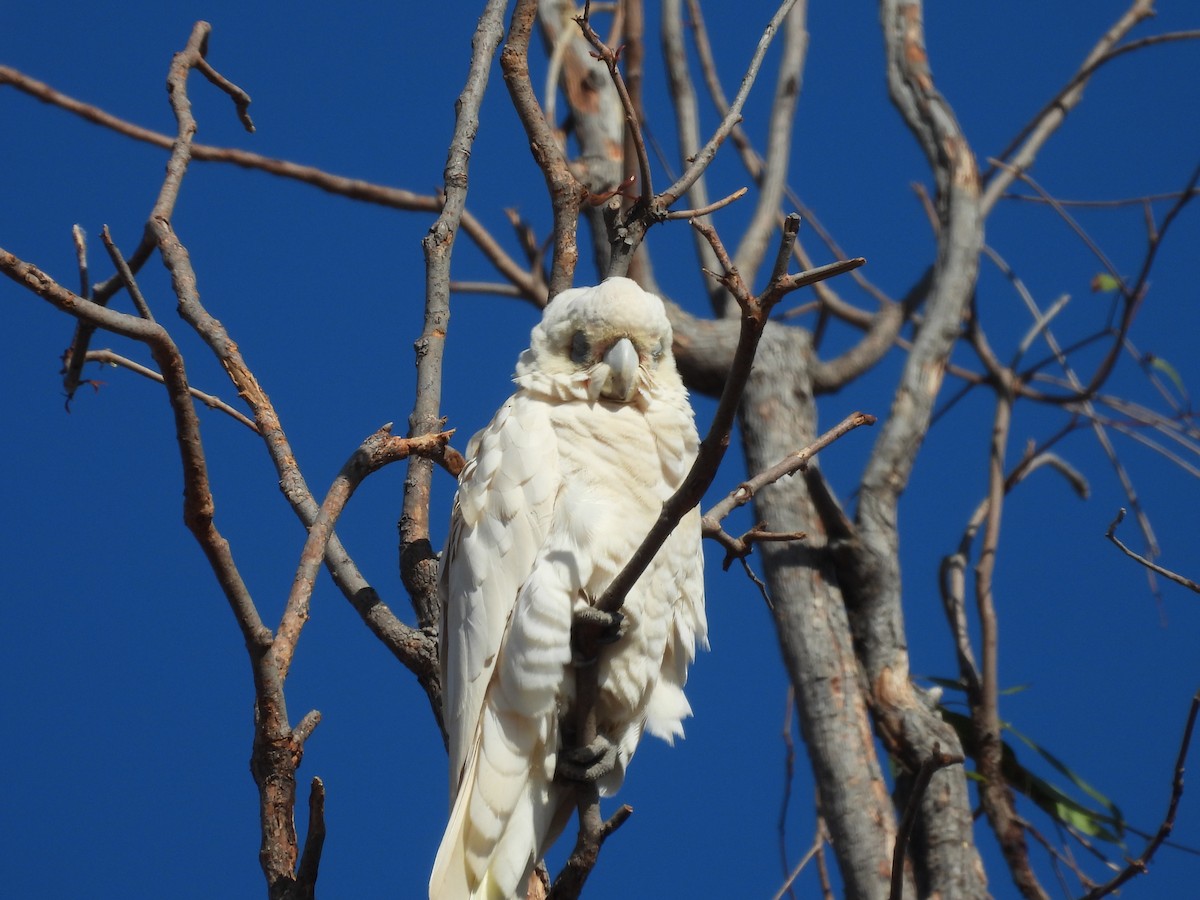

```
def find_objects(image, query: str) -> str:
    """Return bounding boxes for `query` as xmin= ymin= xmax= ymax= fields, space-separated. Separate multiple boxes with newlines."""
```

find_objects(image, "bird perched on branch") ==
xmin=430 ymin=276 xmax=707 ymax=899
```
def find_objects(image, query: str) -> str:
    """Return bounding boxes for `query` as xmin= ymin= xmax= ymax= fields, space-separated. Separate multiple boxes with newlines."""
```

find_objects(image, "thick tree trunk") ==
xmin=739 ymin=328 xmax=907 ymax=900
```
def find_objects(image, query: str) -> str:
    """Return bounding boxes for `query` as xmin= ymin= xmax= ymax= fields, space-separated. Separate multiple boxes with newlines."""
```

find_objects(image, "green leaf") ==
xmin=921 ymin=675 xmax=1030 ymax=697
xmin=938 ymin=709 xmax=1127 ymax=845
xmin=1090 ymin=272 xmax=1121 ymax=293
xmin=1004 ymin=721 xmax=1126 ymax=840
xmin=1147 ymin=354 xmax=1190 ymax=402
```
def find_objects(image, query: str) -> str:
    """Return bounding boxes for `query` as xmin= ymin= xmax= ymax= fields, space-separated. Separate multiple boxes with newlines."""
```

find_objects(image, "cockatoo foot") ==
xmin=556 ymin=734 xmax=618 ymax=783
xmin=571 ymin=607 xmax=625 ymax=661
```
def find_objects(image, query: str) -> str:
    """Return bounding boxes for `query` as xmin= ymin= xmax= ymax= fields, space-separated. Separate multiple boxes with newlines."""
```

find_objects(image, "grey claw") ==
xmin=556 ymin=735 xmax=618 ymax=783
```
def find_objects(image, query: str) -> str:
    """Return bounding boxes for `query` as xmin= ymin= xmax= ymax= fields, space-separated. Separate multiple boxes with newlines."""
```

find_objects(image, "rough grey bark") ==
xmin=742 ymin=327 xmax=909 ymax=900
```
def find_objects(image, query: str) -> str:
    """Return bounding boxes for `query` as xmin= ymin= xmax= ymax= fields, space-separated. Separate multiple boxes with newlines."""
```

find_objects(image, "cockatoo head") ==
xmin=516 ymin=276 xmax=680 ymax=404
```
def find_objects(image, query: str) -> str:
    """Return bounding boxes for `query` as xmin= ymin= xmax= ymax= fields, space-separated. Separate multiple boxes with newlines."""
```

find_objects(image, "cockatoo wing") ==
xmin=438 ymin=395 xmax=561 ymax=791
xmin=433 ymin=393 xmax=577 ymax=899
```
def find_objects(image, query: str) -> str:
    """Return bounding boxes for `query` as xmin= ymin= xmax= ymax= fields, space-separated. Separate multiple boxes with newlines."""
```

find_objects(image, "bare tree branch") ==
xmin=1078 ymin=691 xmax=1200 ymax=899
xmin=503 ymin=0 xmax=588 ymax=296
xmin=732 ymin=1 xmax=807 ymax=293
xmin=401 ymin=0 xmax=509 ymax=647
xmin=833 ymin=2 xmax=989 ymax=896
xmin=83 ymin=348 xmax=260 ymax=431
xmin=1106 ymin=509 xmax=1200 ymax=594
xmin=574 ymin=2 xmax=654 ymax=205
xmin=277 ymin=425 xmax=457 ymax=682
xmin=0 ymin=65 xmax=542 ymax=302
xmin=701 ymin=409 xmax=876 ymax=549
xmin=0 ymin=248 xmax=270 ymax=651
xmin=656 ymin=0 xmax=800 ymax=210
xmin=982 ymin=2 xmax=1184 ymax=215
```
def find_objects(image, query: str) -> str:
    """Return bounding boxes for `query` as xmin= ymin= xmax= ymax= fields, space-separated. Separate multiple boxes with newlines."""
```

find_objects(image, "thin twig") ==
xmin=1003 ymin=187 xmax=1200 ymax=209
xmin=1078 ymin=691 xmax=1200 ymax=899
xmin=194 ymin=56 xmax=255 ymax=132
xmin=659 ymin=0 xmax=800 ymax=208
xmin=84 ymin=349 xmax=259 ymax=431
xmin=501 ymin=0 xmax=586 ymax=296
xmin=778 ymin=686 xmax=797 ymax=897
xmin=981 ymin=1 xmax=1162 ymax=215
xmin=771 ymin=821 xmax=827 ymax=900
xmin=71 ymin=225 xmax=89 ymax=300
xmin=664 ymin=186 xmax=748 ymax=219
xmin=575 ymin=2 xmax=654 ymax=203
xmin=1106 ymin=509 xmax=1200 ymax=593
xmin=702 ymin=410 xmax=875 ymax=536
xmin=0 ymin=247 xmax=270 ymax=650
xmin=0 ymin=65 xmax=541 ymax=302
xmin=99 ymin=227 xmax=155 ymax=322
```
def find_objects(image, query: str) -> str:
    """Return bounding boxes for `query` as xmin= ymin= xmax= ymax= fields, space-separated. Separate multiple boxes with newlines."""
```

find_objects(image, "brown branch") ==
xmin=0 ymin=246 xmax=270 ymax=652
xmin=575 ymin=2 xmax=654 ymax=204
xmin=771 ymin=820 xmax=829 ymax=900
xmin=402 ymin=0 xmax=508 ymax=643
xmin=838 ymin=3 xmax=990 ymax=896
xmin=59 ymin=228 xmax=158 ymax=402
xmin=664 ymin=186 xmax=749 ymax=219
xmin=1078 ymin=691 xmax=1200 ymax=899
xmin=671 ymin=0 xmax=895 ymax=328
xmin=681 ymin=0 xmax=770 ymax=208
xmin=970 ymin=238 xmax=1165 ymax=571
xmin=1106 ymin=509 xmax=1200 ymax=593
xmin=971 ymin=385 xmax=1048 ymax=900
xmin=657 ymin=0 xmax=800 ymax=209
xmin=84 ymin=349 xmax=260 ymax=431
xmin=940 ymin=446 xmax=1090 ymax=698
xmin=293 ymin=777 xmax=326 ymax=900
xmin=99 ymin=227 xmax=155 ymax=321
xmin=666 ymin=19 xmax=905 ymax=385
xmin=70 ymin=225 xmax=89 ymax=299
xmin=194 ymin=55 xmax=255 ymax=132
xmin=502 ymin=0 xmax=587 ymax=296
xmin=572 ymin=0 xmax=801 ymax=282
xmin=701 ymin=410 xmax=877 ymax=566
xmin=981 ymin=0 xmax=1159 ymax=216
xmin=661 ymin=0 xmax=719 ymax=295
xmin=449 ymin=279 xmax=527 ymax=299
xmin=276 ymin=425 xmax=456 ymax=682
xmin=777 ymin=687 xmax=798 ymax=897
xmin=986 ymin=159 xmax=1199 ymax=414
xmin=147 ymin=25 xmax=320 ymax=895
xmin=704 ymin=522 xmax=808 ymax=572
xmin=0 ymin=66 xmax=541 ymax=303
xmin=732 ymin=0 xmax=807 ymax=291
xmin=1004 ymin=187 xmax=1200 ymax=209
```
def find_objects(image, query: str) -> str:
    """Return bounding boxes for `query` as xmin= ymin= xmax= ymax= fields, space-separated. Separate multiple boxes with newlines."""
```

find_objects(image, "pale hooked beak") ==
xmin=593 ymin=337 xmax=639 ymax=402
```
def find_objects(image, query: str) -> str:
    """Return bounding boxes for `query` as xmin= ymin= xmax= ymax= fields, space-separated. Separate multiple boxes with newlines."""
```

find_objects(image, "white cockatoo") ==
xmin=430 ymin=276 xmax=707 ymax=899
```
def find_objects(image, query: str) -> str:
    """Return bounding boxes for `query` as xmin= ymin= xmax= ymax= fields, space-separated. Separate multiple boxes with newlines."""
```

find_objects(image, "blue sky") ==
xmin=2 ymin=3 xmax=1198 ymax=898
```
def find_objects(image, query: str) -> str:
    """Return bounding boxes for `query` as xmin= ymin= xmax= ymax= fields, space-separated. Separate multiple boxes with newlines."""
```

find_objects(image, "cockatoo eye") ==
xmin=570 ymin=330 xmax=591 ymax=364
